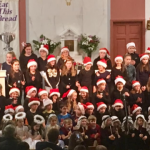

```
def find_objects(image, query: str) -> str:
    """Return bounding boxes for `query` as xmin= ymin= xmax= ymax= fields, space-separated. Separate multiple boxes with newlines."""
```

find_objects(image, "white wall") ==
xmin=26 ymin=0 xmax=110 ymax=60
xmin=145 ymin=0 xmax=150 ymax=49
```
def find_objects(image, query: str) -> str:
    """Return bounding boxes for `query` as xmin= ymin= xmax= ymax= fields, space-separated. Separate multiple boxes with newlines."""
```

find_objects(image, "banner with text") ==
xmin=0 ymin=0 xmax=19 ymax=63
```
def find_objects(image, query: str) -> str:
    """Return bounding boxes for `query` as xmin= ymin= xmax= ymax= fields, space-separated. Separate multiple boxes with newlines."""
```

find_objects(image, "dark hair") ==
xmin=3 ymin=124 xmax=16 ymax=138
xmin=59 ymin=102 xmax=67 ymax=109
xmin=47 ymin=128 xmax=59 ymax=143
xmin=113 ymin=63 xmax=125 ymax=73
xmin=137 ymin=61 xmax=150 ymax=72
xmin=68 ymin=131 xmax=83 ymax=150
xmin=21 ymin=43 xmax=33 ymax=55
xmin=31 ymin=122 xmax=43 ymax=137
xmin=79 ymin=93 xmax=89 ymax=103
xmin=96 ymin=145 xmax=107 ymax=150
xmin=17 ymin=142 xmax=29 ymax=150
xmin=74 ymin=145 xmax=86 ymax=150
xmin=46 ymin=60 xmax=57 ymax=69
xmin=10 ymin=58 xmax=21 ymax=78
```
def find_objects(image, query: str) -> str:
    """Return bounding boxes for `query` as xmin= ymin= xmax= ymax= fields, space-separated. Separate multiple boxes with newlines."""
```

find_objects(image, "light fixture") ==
xmin=66 ymin=0 xmax=72 ymax=6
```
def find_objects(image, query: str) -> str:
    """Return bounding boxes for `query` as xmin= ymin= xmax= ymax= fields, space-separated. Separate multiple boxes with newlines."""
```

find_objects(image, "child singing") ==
xmin=19 ymin=42 xmax=37 ymax=73
xmin=57 ymin=47 xmax=73 ymax=70
xmin=60 ymin=58 xmax=77 ymax=95
xmin=38 ymin=44 xmax=48 ymax=71
xmin=77 ymin=57 xmax=95 ymax=97
xmin=44 ymin=55 xmax=60 ymax=92
xmin=25 ymin=59 xmax=42 ymax=91
xmin=7 ymin=58 xmax=25 ymax=104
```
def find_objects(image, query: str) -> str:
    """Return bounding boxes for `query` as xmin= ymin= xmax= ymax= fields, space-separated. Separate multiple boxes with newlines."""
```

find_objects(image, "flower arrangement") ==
xmin=32 ymin=34 xmax=61 ymax=54
xmin=78 ymin=34 xmax=100 ymax=57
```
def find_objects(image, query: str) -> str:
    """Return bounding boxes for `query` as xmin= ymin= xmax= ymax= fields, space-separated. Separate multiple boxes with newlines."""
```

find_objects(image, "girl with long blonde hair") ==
xmin=60 ymin=57 xmax=77 ymax=95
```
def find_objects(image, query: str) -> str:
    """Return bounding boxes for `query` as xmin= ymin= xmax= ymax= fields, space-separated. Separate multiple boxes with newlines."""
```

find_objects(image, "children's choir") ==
xmin=1 ymin=42 xmax=150 ymax=150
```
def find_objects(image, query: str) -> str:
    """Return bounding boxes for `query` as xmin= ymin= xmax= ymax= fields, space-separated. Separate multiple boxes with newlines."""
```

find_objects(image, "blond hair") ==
xmin=67 ymin=92 xmax=77 ymax=112
xmin=63 ymin=118 xmax=72 ymax=124
xmin=61 ymin=58 xmax=77 ymax=76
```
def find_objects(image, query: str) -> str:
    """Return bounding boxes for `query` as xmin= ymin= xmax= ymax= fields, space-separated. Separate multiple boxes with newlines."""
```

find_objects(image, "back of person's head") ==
xmin=3 ymin=124 xmax=16 ymax=138
xmin=17 ymin=142 xmax=29 ymax=150
xmin=47 ymin=128 xmax=59 ymax=143
xmin=96 ymin=145 xmax=107 ymax=150
xmin=43 ymin=148 xmax=53 ymax=150
xmin=68 ymin=131 xmax=83 ymax=150
xmin=74 ymin=145 xmax=86 ymax=150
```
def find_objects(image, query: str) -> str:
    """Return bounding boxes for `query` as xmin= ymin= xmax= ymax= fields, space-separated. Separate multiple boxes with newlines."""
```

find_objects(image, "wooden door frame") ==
xmin=110 ymin=19 xmax=145 ymax=59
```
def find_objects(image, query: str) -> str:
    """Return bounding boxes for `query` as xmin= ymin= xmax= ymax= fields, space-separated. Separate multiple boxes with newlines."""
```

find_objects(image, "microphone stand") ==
xmin=123 ymin=94 xmax=128 ymax=150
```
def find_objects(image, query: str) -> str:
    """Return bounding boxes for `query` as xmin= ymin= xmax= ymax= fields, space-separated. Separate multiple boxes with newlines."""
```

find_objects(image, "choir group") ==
xmin=0 ymin=42 xmax=150 ymax=150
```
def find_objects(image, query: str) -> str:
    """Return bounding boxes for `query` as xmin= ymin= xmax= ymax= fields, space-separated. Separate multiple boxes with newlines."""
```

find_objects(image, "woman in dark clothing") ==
xmin=77 ymin=57 xmax=95 ymax=97
xmin=136 ymin=53 xmax=150 ymax=86
xmin=37 ymin=44 xmax=49 ymax=71
xmin=79 ymin=86 xmax=91 ymax=104
xmin=111 ymin=56 xmax=128 ymax=83
xmin=93 ymin=48 xmax=112 ymax=70
xmin=57 ymin=47 xmax=73 ymax=70
xmin=6 ymin=59 xmax=25 ymax=105
xmin=60 ymin=58 xmax=77 ymax=95
xmin=129 ymin=81 xmax=145 ymax=110
xmin=43 ymin=55 xmax=60 ymax=93
xmin=19 ymin=43 xmax=37 ymax=73
xmin=92 ymin=79 xmax=111 ymax=109
xmin=126 ymin=42 xmax=140 ymax=68
xmin=94 ymin=59 xmax=111 ymax=86
xmin=25 ymin=59 xmax=42 ymax=91
xmin=111 ymin=76 xmax=129 ymax=104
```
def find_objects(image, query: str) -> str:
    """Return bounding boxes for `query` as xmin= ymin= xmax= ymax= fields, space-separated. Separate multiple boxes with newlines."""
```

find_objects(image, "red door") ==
xmin=112 ymin=22 xmax=143 ymax=62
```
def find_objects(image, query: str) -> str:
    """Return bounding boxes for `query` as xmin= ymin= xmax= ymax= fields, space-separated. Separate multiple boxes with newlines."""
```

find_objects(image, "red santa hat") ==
xmin=38 ymin=89 xmax=48 ymax=97
xmin=85 ymin=102 xmax=94 ymax=109
xmin=80 ymin=86 xmax=89 ymax=93
xmin=15 ymin=105 xmax=24 ymax=113
xmin=47 ymin=55 xmax=56 ymax=63
xmin=114 ymin=55 xmax=123 ymax=62
xmin=43 ymin=98 xmax=53 ymax=108
xmin=132 ymin=80 xmax=140 ymax=87
xmin=97 ymin=59 xmax=107 ymax=68
xmin=49 ymin=89 xmax=60 ymax=97
xmin=78 ymin=102 xmax=87 ymax=115
xmin=28 ymin=98 xmax=40 ymax=107
xmin=139 ymin=53 xmax=149 ymax=61
xmin=25 ymin=86 xmax=37 ymax=96
xmin=83 ymin=57 xmax=93 ymax=66
xmin=27 ymin=59 xmax=37 ymax=68
xmin=4 ymin=105 xmax=15 ymax=114
xmin=115 ymin=76 xmax=126 ymax=85
xmin=112 ymin=99 xmax=123 ymax=108
xmin=131 ymin=104 xmax=142 ymax=114
xmin=97 ymin=102 xmax=107 ymax=111
xmin=126 ymin=42 xmax=136 ymax=49
xmin=99 ymin=48 xmax=110 ymax=58
xmin=39 ymin=44 xmax=49 ymax=55
xmin=61 ymin=47 xmax=69 ymax=53
xmin=9 ymin=87 xmax=20 ymax=96
xmin=62 ymin=89 xmax=75 ymax=98
xmin=96 ymin=79 xmax=106 ymax=86
xmin=145 ymin=47 xmax=150 ymax=54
